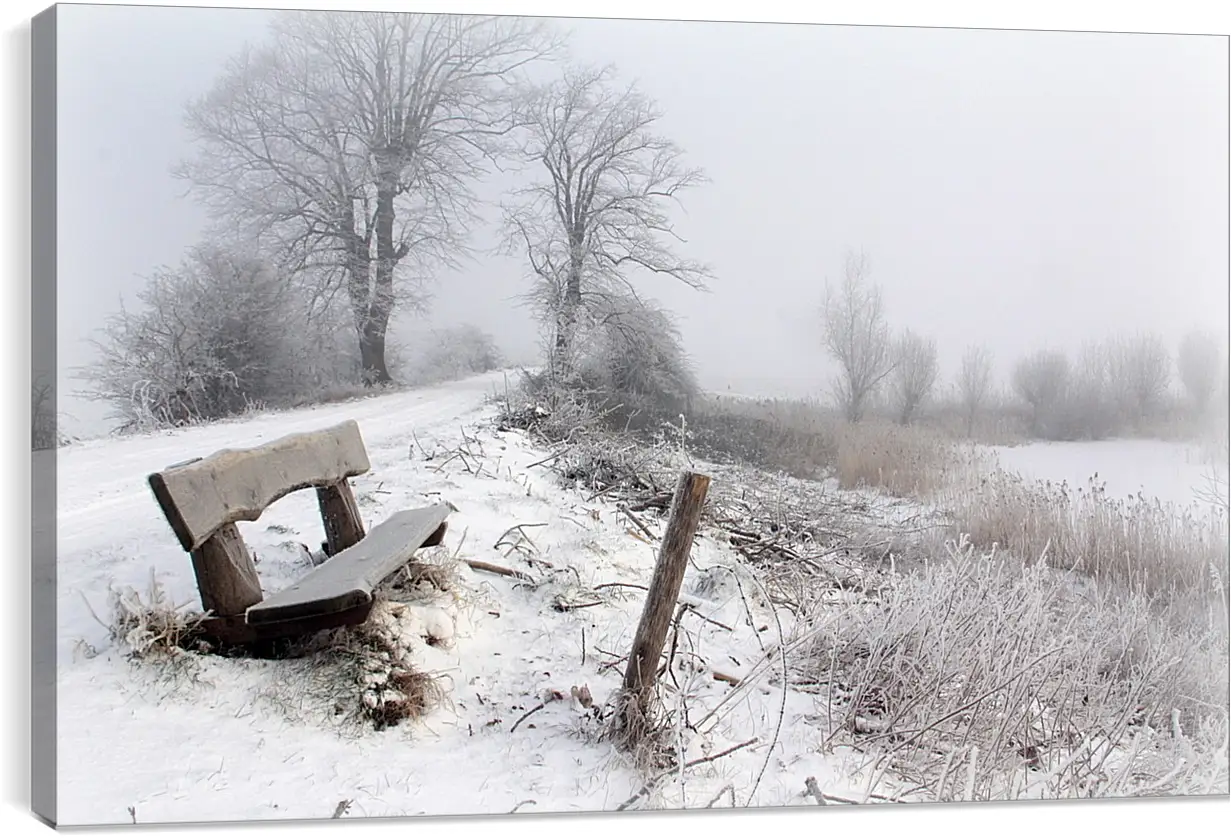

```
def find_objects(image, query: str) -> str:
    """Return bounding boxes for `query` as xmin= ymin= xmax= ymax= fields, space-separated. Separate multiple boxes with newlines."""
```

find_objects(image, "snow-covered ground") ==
xmin=986 ymin=439 xmax=1226 ymax=509
xmin=52 ymin=371 xmax=884 ymax=826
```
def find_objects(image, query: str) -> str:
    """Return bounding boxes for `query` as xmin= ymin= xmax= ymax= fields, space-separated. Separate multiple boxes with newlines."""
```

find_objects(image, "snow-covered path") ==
xmin=52 ymin=372 xmax=867 ymax=825
xmin=56 ymin=373 xmax=508 ymax=553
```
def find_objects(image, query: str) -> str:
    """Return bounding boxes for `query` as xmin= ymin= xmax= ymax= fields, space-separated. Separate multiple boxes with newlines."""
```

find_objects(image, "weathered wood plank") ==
xmin=246 ymin=504 xmax=452 ymax=625
xmin=317 ymin=480 xmax=366 ymax=556
xmin=148 ymin=420 xmax=371 ymax=552
xmin=200 ymin=601 xmax=374 ymax=646
xmin=190 ymin=523 xmax=264 ymax=616
xmin=621 ymin=471 xmax=711 ymax=704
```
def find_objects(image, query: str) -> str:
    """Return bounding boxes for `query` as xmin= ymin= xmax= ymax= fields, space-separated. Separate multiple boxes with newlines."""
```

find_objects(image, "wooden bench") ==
xmin=147 ymin=420 xmax=451 ymax=644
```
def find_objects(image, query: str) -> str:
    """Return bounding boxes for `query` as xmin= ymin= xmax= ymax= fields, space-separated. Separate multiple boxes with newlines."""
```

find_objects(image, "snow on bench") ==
xmin=146 ymin=420 xmax=450 ymax=644
xmin=247 ymin=505 xmax=450 ymax=625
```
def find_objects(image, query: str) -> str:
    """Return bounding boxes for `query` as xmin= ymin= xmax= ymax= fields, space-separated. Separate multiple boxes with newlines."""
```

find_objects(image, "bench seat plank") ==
xmin=246 ymin=504 xmax=451 ymax=625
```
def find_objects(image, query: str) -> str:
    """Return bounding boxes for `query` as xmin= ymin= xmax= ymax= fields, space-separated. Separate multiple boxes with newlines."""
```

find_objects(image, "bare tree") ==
xmin=180 ymin=11 xmax=558 ymax=385
xmin=1177 ymin=329 xmax=1223 ymax=417
xmin=32 ymin=375 xmax=57 ymax=451
xmin=820 ymin=251 xmax=895 ymax=422
xmin=890 ymin=329 xmax=939 ymax=425
xmin=502 ymin=65 xmax=710 ymax=384
xmin=1062 ymin=340 xmax=1118 ymax=439
xmin=1107 ymin=332 xmax=1171 ymax=426
xmin=957 ymin=344 xmax=993 ymax=438
xmin=1012 ymin=349 xmax=1070 ymax=437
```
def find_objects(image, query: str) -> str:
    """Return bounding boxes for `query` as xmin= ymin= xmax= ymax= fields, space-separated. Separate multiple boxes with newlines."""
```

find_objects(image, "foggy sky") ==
xmin=54 ymin=5 xmax=1230 ymax=436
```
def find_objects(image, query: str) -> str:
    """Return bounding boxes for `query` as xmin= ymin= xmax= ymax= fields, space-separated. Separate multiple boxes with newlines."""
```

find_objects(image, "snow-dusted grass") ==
xmin=655 ymin=389 xmax=1229 ymax=801
xmin=833 ymin=419 xmax=986 ymax=499
xmin=942 ymin=468 xmax=1229 ymax=601
xmin=799 ymin=535 xmax=1229 ymax=801
xmin=52 ymin=371 xmax=1229 ymax=825
xmin=686 ymin=393 xmax=983 ymax=496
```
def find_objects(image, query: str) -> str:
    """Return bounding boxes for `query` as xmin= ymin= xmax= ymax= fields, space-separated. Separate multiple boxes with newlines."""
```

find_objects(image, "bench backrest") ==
xmin=148 ymin=420 xmax=371 ymax=552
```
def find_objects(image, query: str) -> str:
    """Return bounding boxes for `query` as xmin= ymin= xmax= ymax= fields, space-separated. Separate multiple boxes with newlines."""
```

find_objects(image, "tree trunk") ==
xmin=359 ymin=320 xmax=392 ymax=386
xmin=361 ymin=178 xmax=399 ymax=387
xmin=551 ymin=244 xmax=585 ymax=385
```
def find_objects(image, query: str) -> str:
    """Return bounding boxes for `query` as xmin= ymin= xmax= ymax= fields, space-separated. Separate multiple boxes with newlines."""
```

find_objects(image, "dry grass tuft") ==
xmin=603 ymin=687 xmax=679 ymax=774
xmin=357 ymin=652 xmax=444 ymax=730
xmin=104 ymin=570 xmax=207 ymax=659
xmin=798 ymin=535 xmax=1230 ymax=800
xmin=945 ymin=470 xmax=1229 ymax=601
xmin=833 ymin=419 xmax=982 ymax=498
xmin=685 ymin=394 xmax=987 ymax=499
xmin=259 ymin=599 xmax=450 ymax=732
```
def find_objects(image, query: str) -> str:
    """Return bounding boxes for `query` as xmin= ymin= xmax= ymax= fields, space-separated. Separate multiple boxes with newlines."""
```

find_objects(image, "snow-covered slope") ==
xmin=53 ymin=372 xmax=875 ymax=826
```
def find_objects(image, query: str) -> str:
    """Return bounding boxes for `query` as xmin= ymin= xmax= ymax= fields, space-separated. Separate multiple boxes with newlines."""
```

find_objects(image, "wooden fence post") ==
xmin=618 ymin=470 xmax=711 ymax=732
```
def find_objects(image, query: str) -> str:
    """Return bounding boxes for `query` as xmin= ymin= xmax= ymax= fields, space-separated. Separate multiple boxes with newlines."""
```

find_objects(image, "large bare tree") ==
xmin=179 ymin=11 xmax=557 ymax=384
xmin=820 ymin=251 xmax=895 ymax=422
xmin=890 ymin=328 xmax=939 ymax=425
xmin=1012 ymin=349 xmax=1070 ymax=437
xmin=956 ymin=344 xmax=993 ymax=438
xmin=1107 ymin=332 xmax=1171 ymax=425
xmin=502 ymin=65 xmax=710 ymax=383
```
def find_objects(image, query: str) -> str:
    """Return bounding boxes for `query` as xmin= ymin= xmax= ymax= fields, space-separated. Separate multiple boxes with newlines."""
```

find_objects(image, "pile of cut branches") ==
xmin=513 ymin=404 xmax=940 ymax=609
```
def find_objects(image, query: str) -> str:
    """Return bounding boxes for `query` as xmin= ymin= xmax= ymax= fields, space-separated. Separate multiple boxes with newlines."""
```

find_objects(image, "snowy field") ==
xmin=987 ymin=438 xmax=1226 ymax=510
xmin=52 ymin=372 xmax=887 ymax=826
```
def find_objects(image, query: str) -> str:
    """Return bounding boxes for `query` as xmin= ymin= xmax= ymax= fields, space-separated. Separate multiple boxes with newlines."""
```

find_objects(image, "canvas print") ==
xmin=31 ymin=2 xmax=1230 ymax=827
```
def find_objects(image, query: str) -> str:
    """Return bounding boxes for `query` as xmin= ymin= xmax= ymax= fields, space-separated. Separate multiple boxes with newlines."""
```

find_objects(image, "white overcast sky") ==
xmin=53 ymin=3 xmax=1229 ymax=434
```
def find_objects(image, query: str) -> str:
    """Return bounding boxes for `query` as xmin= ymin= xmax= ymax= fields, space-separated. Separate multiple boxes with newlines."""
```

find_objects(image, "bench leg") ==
xmin=317 ymin=480 xmax=366 ymax=557
xmin=190 ymin=523 xmax=264 ymax=616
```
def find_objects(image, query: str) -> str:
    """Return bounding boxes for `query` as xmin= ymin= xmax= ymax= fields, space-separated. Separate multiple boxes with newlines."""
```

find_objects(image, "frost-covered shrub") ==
xmin=83 ymin=245 xmax=363 ymax=431
xmin=401 ymin=323 xmax=504 ymax=385
xmin=84 ymin=247 xmax=285 ymax=429
xmin=574 ymin=294 xmax=698 ymax=413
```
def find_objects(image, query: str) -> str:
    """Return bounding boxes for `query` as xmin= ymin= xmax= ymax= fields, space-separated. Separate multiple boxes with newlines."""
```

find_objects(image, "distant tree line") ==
xmin=819 ymin=251 xmax=1227 ymax=442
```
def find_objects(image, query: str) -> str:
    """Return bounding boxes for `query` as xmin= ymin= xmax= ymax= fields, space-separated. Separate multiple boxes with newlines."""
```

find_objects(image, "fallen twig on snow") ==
xmin=464 ymin=559 xmax=535 ymax=583
xmin=615 ymin=737 xmax=759 ymax=811
xmin=704 ymin=784 xmax=735 ymax=808
xmin=510 ymin=702 xmax=546 ymax=733
xmin=595 ymin=581 xmax=650 ymax=593
xmin=619 ymin=503 xmax=659 ymax=543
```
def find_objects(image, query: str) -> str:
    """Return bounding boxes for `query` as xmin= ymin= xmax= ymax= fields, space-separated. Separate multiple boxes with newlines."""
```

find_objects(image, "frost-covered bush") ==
xmin=400 ymin=323 xmax=504 ymax=385
xmin=573 ymin=294 xmax=698 ymax=412
xmin=83 ymin=245 xmax=362 ymax=431
xmin=889 ymin=329 xmax=939 ymax=426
